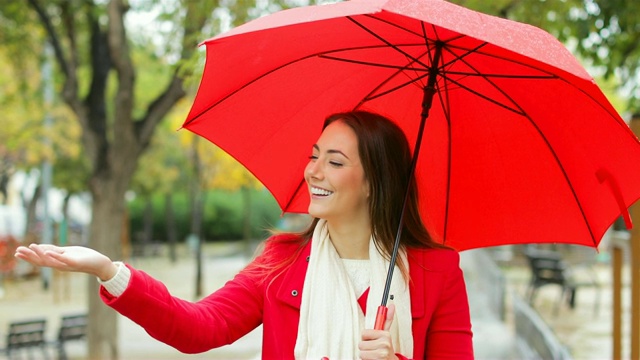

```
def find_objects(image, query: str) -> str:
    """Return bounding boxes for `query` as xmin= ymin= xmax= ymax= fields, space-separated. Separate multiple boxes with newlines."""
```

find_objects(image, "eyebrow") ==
xmin=313 ymin=144 xmax=350 ymax=159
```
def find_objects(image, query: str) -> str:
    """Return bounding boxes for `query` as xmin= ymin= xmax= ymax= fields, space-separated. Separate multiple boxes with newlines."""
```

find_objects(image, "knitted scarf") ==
xmin=294 ymin=219 xmax=413 ymax=359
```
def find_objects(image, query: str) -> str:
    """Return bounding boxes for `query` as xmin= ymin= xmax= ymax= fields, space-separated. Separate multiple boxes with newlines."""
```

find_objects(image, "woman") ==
xmin=15 ymin=111 xmax=473 ymax=359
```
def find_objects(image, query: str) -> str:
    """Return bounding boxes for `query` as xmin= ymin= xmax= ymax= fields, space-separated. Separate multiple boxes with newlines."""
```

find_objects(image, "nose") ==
xmin=305 ymin=158 xmax=323 ymax=180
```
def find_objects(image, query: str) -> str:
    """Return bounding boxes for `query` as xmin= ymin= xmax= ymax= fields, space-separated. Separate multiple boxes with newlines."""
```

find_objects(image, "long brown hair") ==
xmin=294 ymin=111 xmax=446 ymax=277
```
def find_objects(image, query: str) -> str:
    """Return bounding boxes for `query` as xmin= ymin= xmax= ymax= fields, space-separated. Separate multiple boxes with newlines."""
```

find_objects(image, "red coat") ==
xmin=101 ymin=235 xmax=473 ymax=359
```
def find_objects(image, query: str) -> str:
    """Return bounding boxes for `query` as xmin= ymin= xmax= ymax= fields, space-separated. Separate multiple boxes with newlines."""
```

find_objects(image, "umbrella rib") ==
xmin=347 ymin=16 xmax=432 ymax=70
xmin=361 ymin=21 xmax=442 ymax=102
xmin=438 ymin=44 xmax=557 ymax=115
xmin=361 ymin=13 xmax=468 ymax=49
xmin=441 ymin=47 xmax=598 ymax=245
xmin=187 ymin=19 xmax=494 ymax=124
xmin=520 ymin=113 xmax=598 ymax=245
xmin=363 ymin=72 xmax=431 ymax=103
xmin=447 ymin=41 xmax=627 ymax=137
xmin=439 ymin=85 xmax=597 ymax=247
xmin=443 ymin=71 xmax=556 ymax=79
xmin=441 ymin=76 xmax=525 ymax=115
xmin=186 ymin=45 xmax=425 ymax=124
xmin=353 ymin=50 xmax=433 ymax=107
xmin=319 ymin=54 xmax=429 ymax=72
xmin=443 ymin=41 xmax=562 ymax=80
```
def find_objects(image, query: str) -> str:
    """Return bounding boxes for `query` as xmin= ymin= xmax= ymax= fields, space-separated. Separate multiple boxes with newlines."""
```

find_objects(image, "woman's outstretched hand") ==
xmin=15 ymin=244 xmax=118 ymax=281
xmin=359 ymin=304 xmax=400 ymax=360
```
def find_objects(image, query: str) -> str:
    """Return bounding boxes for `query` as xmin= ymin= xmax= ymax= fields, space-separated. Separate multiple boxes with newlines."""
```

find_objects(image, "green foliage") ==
xmin=454 ymin=0 xmax=640 ymax=112
xmin=127 ymin=188 xmax=281 ymax=242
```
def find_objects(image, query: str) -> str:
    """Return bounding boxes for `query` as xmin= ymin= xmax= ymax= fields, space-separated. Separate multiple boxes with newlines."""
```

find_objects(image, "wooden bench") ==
xmin=5 ymin=318 xmax=49 ymax=359
xmin=55 ymin=313 xmax=87 ymax=360
xmin=523 ymin=247 xmax=600 ymax=315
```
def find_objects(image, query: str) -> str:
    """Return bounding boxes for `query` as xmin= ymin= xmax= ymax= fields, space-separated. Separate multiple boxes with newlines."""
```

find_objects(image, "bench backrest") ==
xmin=7 ymin=319 xmax=47 ymax=349
xmin=58 ymin=314 xmax=87 ymax=342
xmin=524 ymin=249 xmax=568 ymax=285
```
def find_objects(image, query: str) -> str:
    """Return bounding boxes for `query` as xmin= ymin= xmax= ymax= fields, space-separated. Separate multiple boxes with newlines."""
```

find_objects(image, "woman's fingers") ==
xmin=14 ymin=246 xmax=37 ymax=262
xmin=29 ymin=244 xmax=63 ymax=264
xmin=15 ymin=245 xmax=47 ymax=265
xmin=44 ymin=249 xmax=77 ymax=268
xmin=29 ymin=243 xmax=63 ymax=254
xmin=15 ymin=244 xmax=67 ymax=269
xmin=359 ymin=329 xmax=395 ymax=360
xmin=16 ymin=244 xmax=91 ymax=272
xmin=15 ymin=244 xmax=115 ymax=279
xmin=360 ymin=304 xmax=398 ymax=360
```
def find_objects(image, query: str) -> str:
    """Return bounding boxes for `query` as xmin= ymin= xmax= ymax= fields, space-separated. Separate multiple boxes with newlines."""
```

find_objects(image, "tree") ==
xmin=5 ymin=0 xmax=217 ymax=357
xmin=129 ymin=105 xmax=184 ymax=259
xmin=0 ymin=33 xmax=85 ymax=239
xmin=2 ymin=0 xmax=294 ymax=355
xmin=455 ymin=0 xmax=640 ymax=112
xmin=565 ymin=0 xmax=640 ymax=111
xmin=173 ymin=98 xmax=265 ymax=294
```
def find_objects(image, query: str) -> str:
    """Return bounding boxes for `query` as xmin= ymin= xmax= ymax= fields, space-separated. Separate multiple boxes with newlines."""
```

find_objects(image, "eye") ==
xmin=329 ymin=161 xmax=344 ymax=168
xmin=308 ymin=155 xmax=318 ymax=161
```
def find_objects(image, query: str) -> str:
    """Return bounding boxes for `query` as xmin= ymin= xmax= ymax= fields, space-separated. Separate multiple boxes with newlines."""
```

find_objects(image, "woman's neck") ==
xmin=326 ymin=219 xmax=371 ymax=260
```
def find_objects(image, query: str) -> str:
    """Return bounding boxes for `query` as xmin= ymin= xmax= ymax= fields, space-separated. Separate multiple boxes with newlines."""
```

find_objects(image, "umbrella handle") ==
xmin=374 ymin=305 xmax=388 ymax=330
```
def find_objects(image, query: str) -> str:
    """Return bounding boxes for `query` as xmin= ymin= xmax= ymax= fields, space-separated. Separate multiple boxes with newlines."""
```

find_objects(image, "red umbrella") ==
xmin=182 ymin=0 xmax=640 ymax=325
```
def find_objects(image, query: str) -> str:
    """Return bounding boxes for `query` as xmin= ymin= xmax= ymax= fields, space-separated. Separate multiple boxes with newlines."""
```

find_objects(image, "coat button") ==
xmin=291 ymin=290 xmax=299 ymax=296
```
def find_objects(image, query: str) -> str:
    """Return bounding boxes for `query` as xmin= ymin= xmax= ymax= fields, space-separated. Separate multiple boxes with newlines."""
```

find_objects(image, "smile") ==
xmin=310 ymin=187 xmax=333 ymax=197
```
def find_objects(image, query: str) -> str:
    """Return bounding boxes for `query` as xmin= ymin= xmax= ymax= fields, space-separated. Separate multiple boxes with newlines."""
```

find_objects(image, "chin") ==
xmin=307 ymin=206 xmax=328 ymax=220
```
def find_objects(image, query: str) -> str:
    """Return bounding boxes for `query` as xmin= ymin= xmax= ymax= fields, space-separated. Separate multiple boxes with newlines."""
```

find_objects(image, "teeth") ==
xmin=311 ymin=187 xmax=333 ymax=196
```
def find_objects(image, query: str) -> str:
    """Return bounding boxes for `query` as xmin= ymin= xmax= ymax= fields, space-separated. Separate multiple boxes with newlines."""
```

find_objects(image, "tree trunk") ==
xmin=23 ymin=0 xmax=215 ymax=356
xmin=59 ymin=192 xmax=72 ymax=246
xmin=87 ymin=188 xmax=125 ymax=359
xmin=242 ymin=186 xmax=253 ymax=257
xmin=0 ymin=168 xmax=10 ymax=205
xmin=165 ymin=193 xmax=177 ymax=263
xmin=84 ymin=161 xmax=134 ymax=358
xmin=142 ymin=196 xmax=153 ymax=254
xmin=24 ymin=183 xmax=41 ymax=242
xmin=193 ymin=193 xmax=204 ymax=298
xmin=61 ymin=192 xmax=71 ymax=220
xmin=190 ymin=136 xmax=205 ymax=298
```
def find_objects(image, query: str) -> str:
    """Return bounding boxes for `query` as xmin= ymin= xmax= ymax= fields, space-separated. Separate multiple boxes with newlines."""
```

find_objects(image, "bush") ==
xmin=127 ymin=188 xmax=282 ymax=243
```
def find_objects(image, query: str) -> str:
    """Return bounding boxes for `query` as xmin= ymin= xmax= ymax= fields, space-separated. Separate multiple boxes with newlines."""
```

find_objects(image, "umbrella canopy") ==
xmin=183 ymin=0 xmax=640 ymax=251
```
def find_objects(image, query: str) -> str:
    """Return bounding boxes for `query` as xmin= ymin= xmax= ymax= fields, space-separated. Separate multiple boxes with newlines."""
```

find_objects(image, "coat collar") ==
xmin=274 ymin=240 xmax=427 ymax=320
xmin=275 ymin=240 xmax=312 ymax=310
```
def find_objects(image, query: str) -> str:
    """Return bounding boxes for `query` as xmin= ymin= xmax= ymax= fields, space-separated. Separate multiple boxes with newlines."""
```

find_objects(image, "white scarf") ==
xmin=294 ymin=219 xmax=413 ymax=359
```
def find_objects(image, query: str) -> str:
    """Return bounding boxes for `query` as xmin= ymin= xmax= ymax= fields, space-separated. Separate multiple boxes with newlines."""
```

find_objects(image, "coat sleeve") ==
xmin=425 ymin=251 xmax=474 ymax=359
xmin=100 ymin=253 xmax=269 ymax=354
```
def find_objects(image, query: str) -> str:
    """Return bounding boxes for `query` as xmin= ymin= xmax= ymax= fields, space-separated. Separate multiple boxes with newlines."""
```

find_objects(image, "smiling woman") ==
xmin=15 ymin=110 xmax=473 ymax=360
xmin=305 ymin=120 xmax=370 ymax=239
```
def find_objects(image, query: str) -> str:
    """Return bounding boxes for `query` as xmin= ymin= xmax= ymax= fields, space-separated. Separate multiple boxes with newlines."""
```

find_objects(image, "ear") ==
xmin=363 ymin=179 xmax=371 ymax=198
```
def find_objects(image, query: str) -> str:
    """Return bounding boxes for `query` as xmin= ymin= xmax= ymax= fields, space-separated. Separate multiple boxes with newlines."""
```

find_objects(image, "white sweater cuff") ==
xmin=97 ymin=261 xmax=131 ymax=297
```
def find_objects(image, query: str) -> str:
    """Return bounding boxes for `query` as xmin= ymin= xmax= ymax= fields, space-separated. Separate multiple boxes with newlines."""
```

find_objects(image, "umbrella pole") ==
xmin=374 ymin=43 xmax=443 ymax=330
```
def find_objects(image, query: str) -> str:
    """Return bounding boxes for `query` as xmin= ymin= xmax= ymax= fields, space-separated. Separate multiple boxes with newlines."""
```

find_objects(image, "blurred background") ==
xmin=1 ymin=0 xmax=639 ymax=359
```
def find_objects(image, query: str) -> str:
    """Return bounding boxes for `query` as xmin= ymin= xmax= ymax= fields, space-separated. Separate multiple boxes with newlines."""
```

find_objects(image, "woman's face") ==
xmin=304 ymin=121 xmax=370 ymax=223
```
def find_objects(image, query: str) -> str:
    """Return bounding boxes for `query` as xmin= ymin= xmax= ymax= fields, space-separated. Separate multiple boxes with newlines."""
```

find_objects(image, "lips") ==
xmin=310 ymin=186 xmax=333 ymax=197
